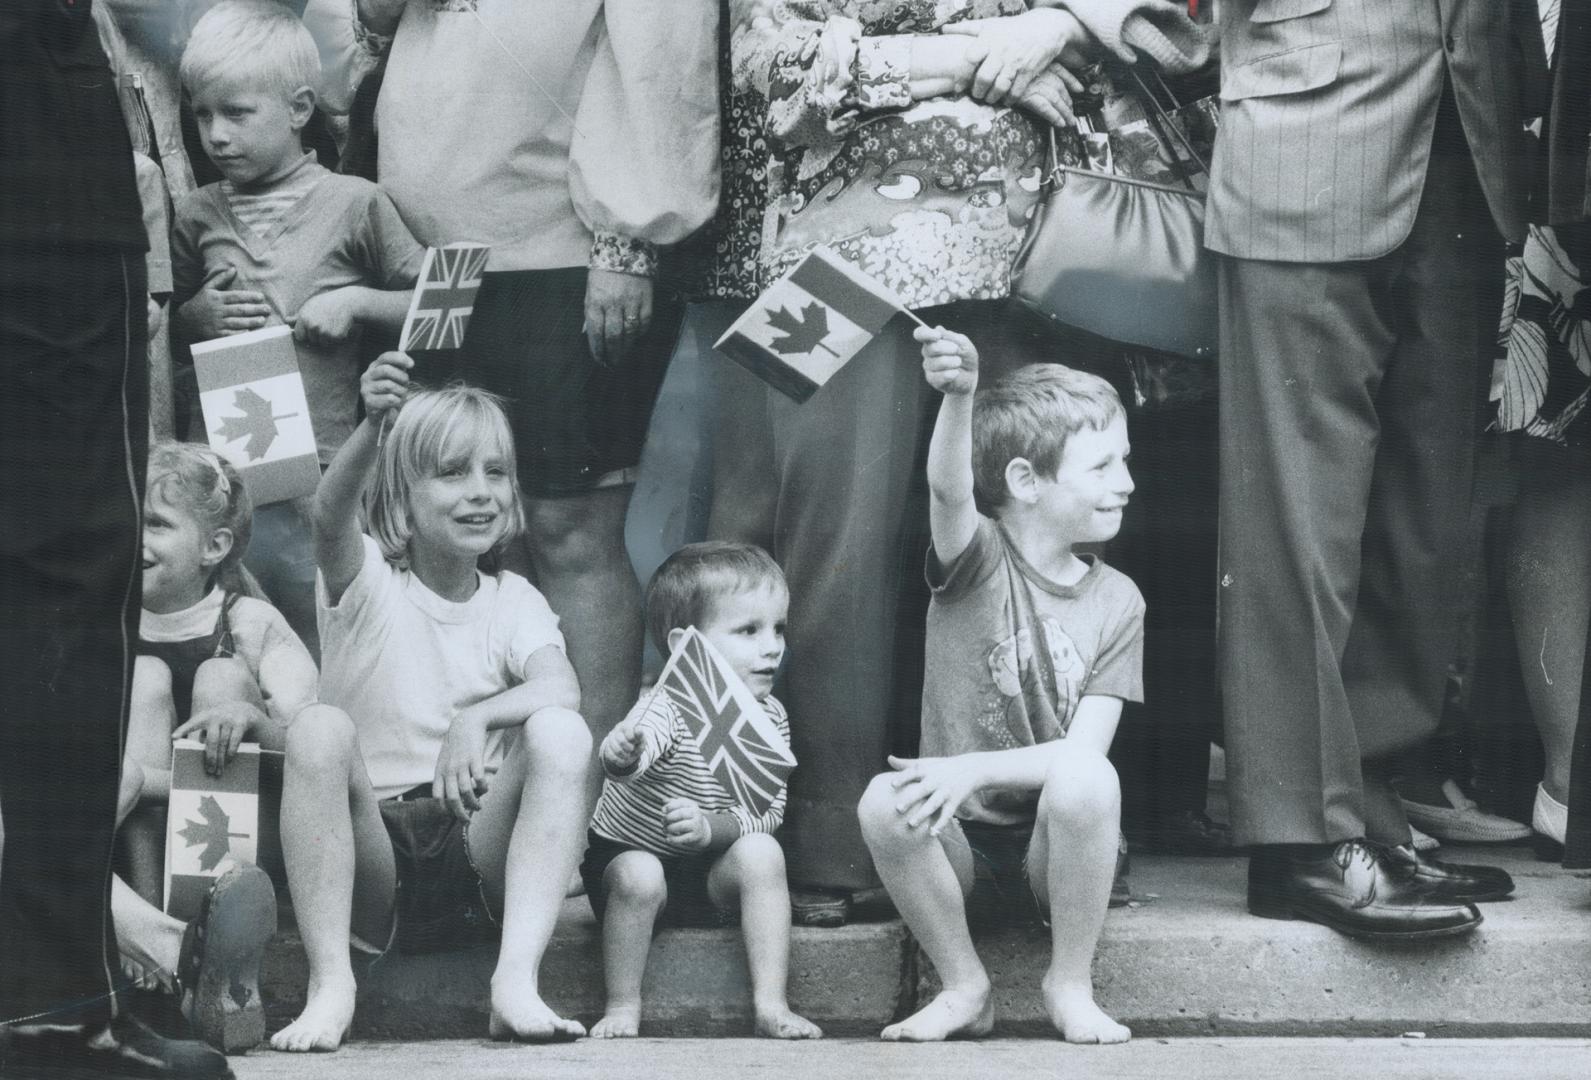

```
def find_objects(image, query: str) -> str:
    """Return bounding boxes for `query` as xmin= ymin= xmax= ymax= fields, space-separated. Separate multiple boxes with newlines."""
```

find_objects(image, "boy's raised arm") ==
xmin=918 ymin=325 xmax=981 ymax=565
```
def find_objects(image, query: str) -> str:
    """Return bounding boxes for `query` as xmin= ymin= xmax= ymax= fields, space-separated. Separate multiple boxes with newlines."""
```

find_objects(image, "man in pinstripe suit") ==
xmin=1207 ymin=0 xmax=1545 ymax=939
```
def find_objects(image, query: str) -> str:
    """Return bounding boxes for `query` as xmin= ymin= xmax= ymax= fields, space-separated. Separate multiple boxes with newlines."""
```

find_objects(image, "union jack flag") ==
xmin=399 ymin=243 xmax=490 ymax=352
xmin=657 ymin=628 xmax=797 ymax=817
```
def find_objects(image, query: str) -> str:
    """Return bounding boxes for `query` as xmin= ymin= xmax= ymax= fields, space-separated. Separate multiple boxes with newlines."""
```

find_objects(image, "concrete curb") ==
xmin=262 ymin=848 xmax=1591 ymax=1040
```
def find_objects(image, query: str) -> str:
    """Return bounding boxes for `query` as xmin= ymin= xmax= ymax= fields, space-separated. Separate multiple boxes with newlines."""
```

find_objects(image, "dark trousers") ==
xmin=1111 ymin=398 xmax=1219 ymax=831
xmin=0 ymin=248 xmax=146 ymax=1025
xmin=1217 ymin=131 xmax=1503 ymax=847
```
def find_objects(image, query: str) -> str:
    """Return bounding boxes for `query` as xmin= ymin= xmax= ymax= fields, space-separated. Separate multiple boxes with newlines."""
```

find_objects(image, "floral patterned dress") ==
xmin=730 ymin=0 xmax=1047 ymax=309
xmin=1493 ymin=223 xmax=1591 ymax=444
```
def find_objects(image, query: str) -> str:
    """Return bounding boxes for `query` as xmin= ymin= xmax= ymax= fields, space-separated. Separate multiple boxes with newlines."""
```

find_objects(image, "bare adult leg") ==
xmin=270 ymin=704 xmax=397 ymax=1052
xmin=857 ymin=774 xmax=990 ymax=1041
xmin=465 ymin=709 xmax=591 ymax=1041
xmin=1508 ymin=465 xmax=1591 ymax=809
xmin=1028 ymin=747 xmax=1129 ymax=1044
xmin=521 ymin=489 xmax=641 ymax=813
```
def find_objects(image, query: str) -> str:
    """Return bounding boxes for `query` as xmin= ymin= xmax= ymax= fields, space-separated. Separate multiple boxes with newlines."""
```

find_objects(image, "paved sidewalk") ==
xmin=230 ymin=1037 xmax=1591 ymax=1080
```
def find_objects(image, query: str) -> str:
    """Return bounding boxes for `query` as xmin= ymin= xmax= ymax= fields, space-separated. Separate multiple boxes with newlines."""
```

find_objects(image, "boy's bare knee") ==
xmin=858 ymin=773 xmax=914 ymax=849
xmin=606 ymin=852 xmax=667 ymax=909
xmin=723 ymin=831 xmax=786 ymax=885
xmin=521 ymin=706 xmax=592 ymax=773
xmin=285 ymin=704 xmax=358 ymax=769
xmin=1039 ymin=749 xmax=1119 ymax=827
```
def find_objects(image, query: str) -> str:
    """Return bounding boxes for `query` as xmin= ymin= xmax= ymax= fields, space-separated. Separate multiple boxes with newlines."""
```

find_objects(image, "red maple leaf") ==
xmin=177 ymin=795 xmax=248 ymax=873
xmin=213 ymin=387 xmax=296 ymax=461
xmin=766 ymin=302 xmax=839 ymax=358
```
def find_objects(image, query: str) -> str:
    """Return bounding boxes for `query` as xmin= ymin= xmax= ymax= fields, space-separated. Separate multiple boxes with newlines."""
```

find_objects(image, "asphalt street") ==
xmin=228 ymin=1037 xmax=1591 ymax=1080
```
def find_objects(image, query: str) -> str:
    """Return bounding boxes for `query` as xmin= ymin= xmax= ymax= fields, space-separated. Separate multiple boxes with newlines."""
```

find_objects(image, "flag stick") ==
xmin=896 ymin=304 xmax=931 ymax=330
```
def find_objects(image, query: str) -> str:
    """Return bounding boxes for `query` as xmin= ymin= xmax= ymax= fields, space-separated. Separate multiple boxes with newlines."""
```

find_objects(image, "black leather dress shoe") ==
xmin=0 ymin=1014 xmax=232 ymax=1080
xmin=1381 ymin=843 xmax=1515 ymax=903
xmin=1247 ymin=839 xmax=1482 ymax=941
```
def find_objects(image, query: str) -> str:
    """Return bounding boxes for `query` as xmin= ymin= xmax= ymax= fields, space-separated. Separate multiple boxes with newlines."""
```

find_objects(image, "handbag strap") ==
xmin=1125 ymin=65 xmax=1208 ymax=190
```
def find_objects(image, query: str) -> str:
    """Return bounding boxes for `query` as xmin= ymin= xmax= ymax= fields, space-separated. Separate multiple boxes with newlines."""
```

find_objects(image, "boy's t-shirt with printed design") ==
xmin=317 ymin=535 xmax=567 ymax=801
xmin=922 ymin=515 xmax=1145 ymax=827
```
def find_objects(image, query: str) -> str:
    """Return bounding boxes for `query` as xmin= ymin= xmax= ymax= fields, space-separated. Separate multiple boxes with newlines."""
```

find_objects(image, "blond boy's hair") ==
xmin=180 ymin=0 xmax=320 ymax=104
xmin=972 ymin=364 xmax=1124 ymax=511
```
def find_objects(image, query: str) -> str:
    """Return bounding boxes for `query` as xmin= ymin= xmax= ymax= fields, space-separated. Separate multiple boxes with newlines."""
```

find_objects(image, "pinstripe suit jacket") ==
xmin=1205 ymin=0 xmax=1546 ymax=262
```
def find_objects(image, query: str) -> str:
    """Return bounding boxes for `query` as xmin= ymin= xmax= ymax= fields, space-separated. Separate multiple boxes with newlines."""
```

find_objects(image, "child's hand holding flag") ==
xmin=602 ymin=712 xmax=646 ymax=775
xmin=917 ymin=325 xmax=980 ymax=396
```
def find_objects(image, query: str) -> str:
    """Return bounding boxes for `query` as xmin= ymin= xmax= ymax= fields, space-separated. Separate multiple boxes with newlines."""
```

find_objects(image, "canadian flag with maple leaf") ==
xmin=164 ymin=740 xmax=264 ymax=920
xmin=715 ymin=247 xmax=912 ymax=402
xmin=194 ymin=325 xmax=321 ymax=506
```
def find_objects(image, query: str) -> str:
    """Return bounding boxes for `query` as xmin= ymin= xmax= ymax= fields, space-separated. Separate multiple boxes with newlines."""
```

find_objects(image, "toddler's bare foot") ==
xmin=1041 ymin=974 xmax=1130 ymax=1044
xmin=589 ymin=1004 xmax=641 ymax=1039
xmin=488 ymin=975 xmax=585 ymax=1042
xmin=269 ymin=974 xmax=356 ymax=1052
xmin=879 ymin=985 xmax=992 ymax=1042
xmin=754 ymin=1002 xmax=822 ymax=1040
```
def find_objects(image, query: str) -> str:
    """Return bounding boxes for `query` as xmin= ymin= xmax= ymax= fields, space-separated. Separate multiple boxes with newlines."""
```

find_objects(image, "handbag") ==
xmin=1013 ymin=68 xmax=1218 ymax=360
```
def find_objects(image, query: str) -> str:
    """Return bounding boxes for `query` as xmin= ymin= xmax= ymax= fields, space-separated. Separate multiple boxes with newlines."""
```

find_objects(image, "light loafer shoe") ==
xmin=1401 ymin=779 xmax=1532 ymax=843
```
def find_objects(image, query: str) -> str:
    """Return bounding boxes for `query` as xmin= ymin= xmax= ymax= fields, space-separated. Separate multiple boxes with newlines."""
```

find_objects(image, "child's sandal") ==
xmin=178 ymin=863 xmax=278 ymax=1054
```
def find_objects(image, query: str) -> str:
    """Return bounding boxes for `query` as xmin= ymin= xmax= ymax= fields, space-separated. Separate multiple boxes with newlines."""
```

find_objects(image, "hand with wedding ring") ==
xmin=584 ymin=268 xmax=654 ymax=367
xmin=941 ymin=7 xmax=1090 ymax=109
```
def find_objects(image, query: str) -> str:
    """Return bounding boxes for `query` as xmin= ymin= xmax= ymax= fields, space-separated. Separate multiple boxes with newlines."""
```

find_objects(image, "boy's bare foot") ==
xmin=488 ymin=977 xmax=585 ymax=1042
xmin=879 ymin=986 xmax=993 ymax=1042
xmin=1041 ymin=974 xmax=1130 ymax=1044
xmin=753 ymin=1003 xmax=823 ymax=1040
xmin=269 ymin=973 xmax=356 ymax=1052
xmin=589 ymin=1004 xmax=641 ymax=1039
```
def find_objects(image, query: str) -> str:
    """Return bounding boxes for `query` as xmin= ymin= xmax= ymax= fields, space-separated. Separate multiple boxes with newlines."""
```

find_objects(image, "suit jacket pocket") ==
xmin=1250 ymin=0 xmax=1332 ymax=23
xmin=1220 ymin=41 xmax=1341 ymax=101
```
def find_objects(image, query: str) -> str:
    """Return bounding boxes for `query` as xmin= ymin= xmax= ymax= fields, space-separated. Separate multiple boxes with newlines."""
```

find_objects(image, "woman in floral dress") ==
xmin=1495 ymin=0 xmax=1591 ymax=868
xmin=713 ymin=0 xmax=1209 ymax=915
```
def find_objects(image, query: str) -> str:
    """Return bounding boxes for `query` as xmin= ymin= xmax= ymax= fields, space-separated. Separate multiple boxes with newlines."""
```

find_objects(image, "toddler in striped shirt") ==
xmin=583 ymin=542 xmax=821 ymax=1041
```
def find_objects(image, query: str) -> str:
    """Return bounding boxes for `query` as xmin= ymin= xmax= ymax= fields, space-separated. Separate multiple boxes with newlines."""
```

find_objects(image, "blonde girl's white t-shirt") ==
xmin=316 ymin=535 xmax=567 ymax=801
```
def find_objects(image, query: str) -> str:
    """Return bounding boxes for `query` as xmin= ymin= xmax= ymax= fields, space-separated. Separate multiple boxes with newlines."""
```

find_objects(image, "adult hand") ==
xmin=942 ymin=8 xmax=1090 ymax=106
xmin=173 ymin=702 xmax=264 ymax=776
xmin=1013 ymin=61 xmax=1078 ymax=128
xmin=183 ymin=266 xmax=270 ymax=338
xmin=662 ymin=797 xmax=712 ymax=853
xmin=884 ymin=753 xmax=983 ymax=836
xmin=584 ymin=269 xmax=653 ymax=367
xmin=434 ymin=709 xmax=490 ymax=822
xmin=360 ymin=351 xmax=413 ymax=419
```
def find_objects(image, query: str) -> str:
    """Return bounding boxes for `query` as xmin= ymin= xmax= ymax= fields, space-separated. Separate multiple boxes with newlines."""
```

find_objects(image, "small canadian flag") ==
xmin=194 ymin=325 xmax=320 ymax=506
xmin=715 ymin=247 xmax=913 ymax=403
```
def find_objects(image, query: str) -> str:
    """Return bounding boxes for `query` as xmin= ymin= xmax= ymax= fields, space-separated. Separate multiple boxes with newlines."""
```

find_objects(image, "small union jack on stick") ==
xmin=399 ymin=242 xmax=491 ymax=352
xmin=656 ymin=628 xmax=798 ymax=817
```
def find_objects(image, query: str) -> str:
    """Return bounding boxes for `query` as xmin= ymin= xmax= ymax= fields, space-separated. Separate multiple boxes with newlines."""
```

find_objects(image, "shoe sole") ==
xmin=1247 ymin=900 xmax=1482 ymax=941
xmin=190 ymin=867 xmax=277 ymax=1054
